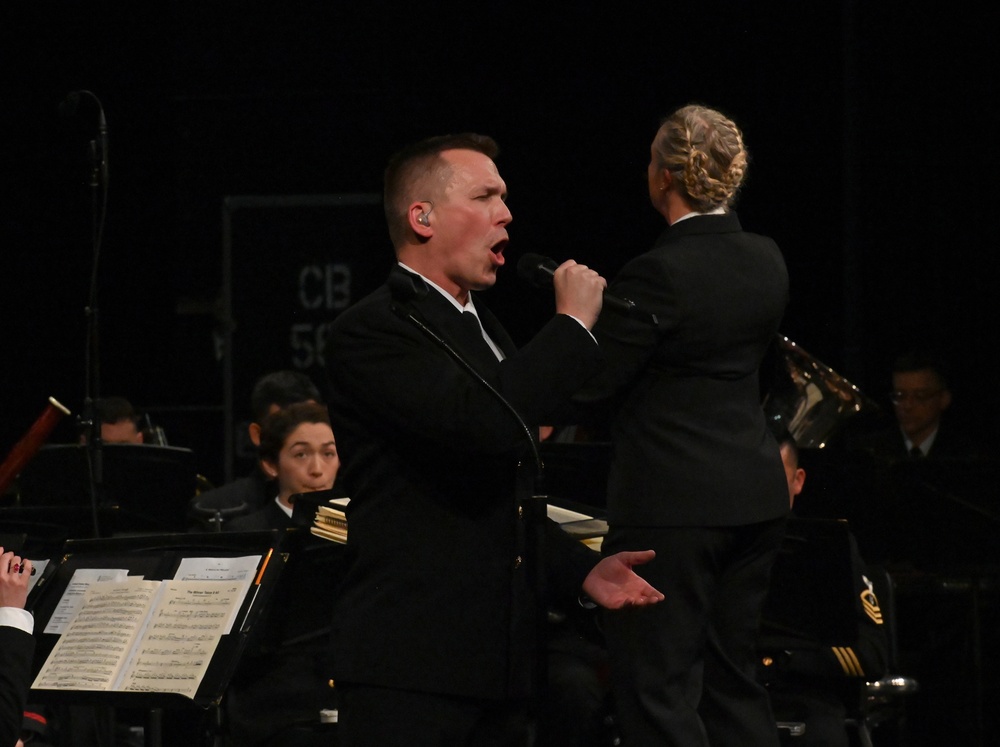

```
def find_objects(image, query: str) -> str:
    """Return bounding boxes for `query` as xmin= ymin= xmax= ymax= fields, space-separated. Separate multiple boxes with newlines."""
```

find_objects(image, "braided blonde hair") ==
xmin=653 ymin=104 xmax=748 ymax=212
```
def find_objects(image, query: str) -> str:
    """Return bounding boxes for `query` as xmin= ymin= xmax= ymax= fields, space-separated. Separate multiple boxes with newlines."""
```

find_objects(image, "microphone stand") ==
xmin=389 ymin=304 xmax=544 ymax=482
xmin=79 ymin=96 xmax=110 ymax=538
xmin=390 ymin=294 xmax=553 ymax=695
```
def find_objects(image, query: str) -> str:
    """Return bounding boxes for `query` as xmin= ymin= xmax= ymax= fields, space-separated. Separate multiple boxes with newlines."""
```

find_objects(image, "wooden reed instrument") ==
xmin=0 ymin=396 xmax=72 ymax=496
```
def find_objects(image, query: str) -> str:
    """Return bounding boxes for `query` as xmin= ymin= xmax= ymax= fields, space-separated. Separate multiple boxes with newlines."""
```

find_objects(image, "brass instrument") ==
xmin=763 ymin=335 xmax=878 ymax=448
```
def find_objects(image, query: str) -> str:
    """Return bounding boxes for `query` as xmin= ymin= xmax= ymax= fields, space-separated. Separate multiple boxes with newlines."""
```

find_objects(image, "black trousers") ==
xmin=337 ymin=682 xmax=531 ymax=747
xmin=602 ymin=517 xmax=787 ymax=747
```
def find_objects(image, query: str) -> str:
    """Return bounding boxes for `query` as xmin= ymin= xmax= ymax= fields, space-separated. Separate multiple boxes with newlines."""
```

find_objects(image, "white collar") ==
xmin=904 ymin=425 xmax=939 ymax=456
xmin=398 ymin=262 xmax=480 ymax=317
xmin=672 ymin=206 xmax=727 ymax=225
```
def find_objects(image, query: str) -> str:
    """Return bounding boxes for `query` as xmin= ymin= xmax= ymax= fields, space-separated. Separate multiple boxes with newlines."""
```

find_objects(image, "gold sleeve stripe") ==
xmin=831 ymin=646 xmax=865 ymax=677
xmin=861 ymin=591 xmax=883 ymax=625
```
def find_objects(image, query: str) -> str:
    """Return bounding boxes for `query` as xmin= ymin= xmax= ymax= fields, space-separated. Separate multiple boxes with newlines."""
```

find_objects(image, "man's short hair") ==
xmin=770 ymin=423 xmax=799 ymax=465
xmin=383 ymin=133 xmax=500 ymax=248
xmin=98 ymin=396 xmax=139 ymax=426
xmin=250 ymin=371 xmax=322 ymax=423
xmin=891 ymin=351 xmax=951 ymax=390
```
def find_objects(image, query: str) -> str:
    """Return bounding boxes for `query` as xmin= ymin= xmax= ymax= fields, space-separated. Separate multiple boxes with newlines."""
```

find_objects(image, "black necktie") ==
xmin=462 ymin=311 xmax=483 ymax=338
xmin=461 ymin=311 xmax=503 ymax=362
xmin=909 ymin=446 xmax=924 ymax=459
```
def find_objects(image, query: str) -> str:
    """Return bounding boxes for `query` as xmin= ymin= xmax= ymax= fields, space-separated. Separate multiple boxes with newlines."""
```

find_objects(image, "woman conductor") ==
xmin=589 ymin=104 xmax=790 ymax=746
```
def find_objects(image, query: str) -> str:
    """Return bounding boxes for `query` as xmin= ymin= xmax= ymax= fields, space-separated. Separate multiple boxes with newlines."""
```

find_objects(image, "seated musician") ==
xmin=223 ymin=401 xmax=343 ymax=746
xmin=75 ymin=396 xmax=145 ymax=445
xmin=849 ymin=352 xmax=981 ymax=463
xmin=758 ymin=430 xmax=889 ymax=746
xmin=95 ymin=397 xmax=146 ymax=445
xmin=225 ymin=401 xmax=341 ymax=533
xmin=192 ymin=370 xmax=324 ymax=528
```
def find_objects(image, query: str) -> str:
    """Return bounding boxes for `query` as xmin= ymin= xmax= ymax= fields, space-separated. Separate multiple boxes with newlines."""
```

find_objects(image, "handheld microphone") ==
xmin=516 ymin=253 xmax=658 ymax=324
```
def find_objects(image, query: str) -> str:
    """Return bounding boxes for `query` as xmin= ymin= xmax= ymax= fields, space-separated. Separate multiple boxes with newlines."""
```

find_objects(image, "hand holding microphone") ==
xmin=517 ymin=253 xmax=659 ymax=326
xmin=551 ymin=259 xmax=607 ymax=330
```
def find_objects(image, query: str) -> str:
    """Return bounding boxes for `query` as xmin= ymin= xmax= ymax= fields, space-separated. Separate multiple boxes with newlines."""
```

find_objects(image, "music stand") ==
xmin=26 ymin=531 xmax=287 ymax=747
xmin=17 ymin=443 xmax=197 ymax=534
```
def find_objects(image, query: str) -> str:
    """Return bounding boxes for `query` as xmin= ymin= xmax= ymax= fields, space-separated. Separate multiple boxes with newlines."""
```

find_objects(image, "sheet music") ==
xmin=32 ymin=578 xmax=160 ymax=691
xmin=43 ymin=568 xmax=131 ymax=635
xmin=118 ymin=580 xmax=242 ymax=697
xmin=32 ymin=578 xmax=250 ymax=697
xmin=173 ymin=555 xmax=261 ymax=582
xmin=173 ymin=555 xmax=260 ymax=633
xmin=547 ymin=504 xmax=593 ymax=523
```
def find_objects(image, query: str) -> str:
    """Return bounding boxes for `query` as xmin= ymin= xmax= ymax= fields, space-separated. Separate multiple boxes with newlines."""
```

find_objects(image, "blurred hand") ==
xmin=0 ymin=548 xmax=31 ymax=610
xmin=582 ymin=550 xmax=664 ymax=609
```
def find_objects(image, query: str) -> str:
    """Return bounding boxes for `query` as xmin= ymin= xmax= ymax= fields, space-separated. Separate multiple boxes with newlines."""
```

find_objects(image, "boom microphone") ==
xmin=516 ymin=253 xmax=657 ymax=324
xmin=59 ymin=90 xmax=109 ymax=186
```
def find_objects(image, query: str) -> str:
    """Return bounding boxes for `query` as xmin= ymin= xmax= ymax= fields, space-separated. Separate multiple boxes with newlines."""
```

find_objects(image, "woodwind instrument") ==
xmin=0 ymin=397 xmax=72 ymax=495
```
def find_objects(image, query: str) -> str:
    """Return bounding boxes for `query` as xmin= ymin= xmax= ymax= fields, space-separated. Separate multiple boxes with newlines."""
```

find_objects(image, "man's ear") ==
xmin=409 ymin=202 xmax=434 ymax=236
xmin=248 ymin=422 xmax=262 ymax=446
xmin=792 ymin=468 xmax=806 ymax=498
xmin=940 ymin=389 xmax=952 ymax=411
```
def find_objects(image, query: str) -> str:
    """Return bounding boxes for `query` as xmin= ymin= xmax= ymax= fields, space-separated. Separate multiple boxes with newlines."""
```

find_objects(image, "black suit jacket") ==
xmin=1 ymin=625 xmax=34 ymax=747
xmin=324 ymin=265 xmax=604 ymax=700
xmin=758 ymin=518 xmax=888 ymax=683
xmin=224 ymin=499 xmax=294 ymax=532
xmin=191 ymin=469 xmax=272 ymax=516
xmin=850 ymin=420 xmax=981 ymax=464
xmin=583 ymin=212 xmax=789 ymax=526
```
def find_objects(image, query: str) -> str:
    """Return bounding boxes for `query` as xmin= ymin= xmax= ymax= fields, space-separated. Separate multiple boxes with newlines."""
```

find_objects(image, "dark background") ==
xmin=3 ymin=4 xmax=999 ymax=483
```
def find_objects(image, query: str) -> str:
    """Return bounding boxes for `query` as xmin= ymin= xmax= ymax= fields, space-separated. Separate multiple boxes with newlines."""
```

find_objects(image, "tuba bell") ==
xmin=763 ymin=335 xmax=879 ymax=448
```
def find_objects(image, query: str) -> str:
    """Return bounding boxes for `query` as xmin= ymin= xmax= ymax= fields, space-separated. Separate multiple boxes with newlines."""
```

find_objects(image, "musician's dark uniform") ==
xmin=1 ymin=621 xmax=35 ymax=747
xmin=223 ymin=498 xmax=294 ymax=533
xmin=189 ymin=469 xmax=272 ymax=528
xmin=224 ymin=511 xmax=343 ymax=747
xmin=581 ymin=212 xmax=790 ymax=746
xmin=758 ymin=524 xmax=888 ymax=746
xmin=323 ymin=266 xmax=604 ymax=743
xmin=850 ymin=420 xmax=982 ymax=464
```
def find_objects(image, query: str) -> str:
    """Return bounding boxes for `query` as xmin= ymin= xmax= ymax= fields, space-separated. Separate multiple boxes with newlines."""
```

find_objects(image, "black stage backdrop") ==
xmin=2 ymin=4 xmax=998 ymax=482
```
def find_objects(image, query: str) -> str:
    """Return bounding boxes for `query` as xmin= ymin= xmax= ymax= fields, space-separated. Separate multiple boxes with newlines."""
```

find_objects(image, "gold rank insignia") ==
xmin=860 ymin=574 xmax=883 ymax=625
xmin=832 ymin=646 xmax=865 ymax=677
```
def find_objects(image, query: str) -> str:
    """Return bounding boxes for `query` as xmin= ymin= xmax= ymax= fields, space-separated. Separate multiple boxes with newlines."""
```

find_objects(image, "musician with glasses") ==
xmin=851 ymin=352 xmax=979 ymax=462
xmin=844 ymin=352 xmax=993 ymax=744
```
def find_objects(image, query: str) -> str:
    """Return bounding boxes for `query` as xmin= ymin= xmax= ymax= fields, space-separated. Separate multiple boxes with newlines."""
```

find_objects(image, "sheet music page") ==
xmin=117 ymin=580 xmax=245 ymax=697
xmin=547 ymin=504 xmax=593 ymax=523
xmin=43 ymin=568 xmax=131 ymax=634
xmin=173 ymin=555 xmax=260 ymax=633
xmin=32 ymin=578 xmax=161 ymax=691
xmin=173 ymin=555 xmax=261 ymax=582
